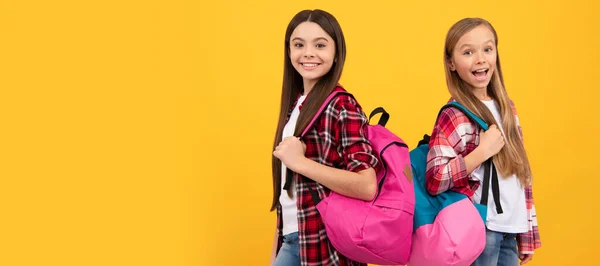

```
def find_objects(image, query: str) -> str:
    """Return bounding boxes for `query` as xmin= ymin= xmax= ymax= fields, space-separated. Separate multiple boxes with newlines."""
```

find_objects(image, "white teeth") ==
xmin=475 ymin=69 xmax=487 ymax=73
xmin=303 ymin=63 xmax=318 ymax=67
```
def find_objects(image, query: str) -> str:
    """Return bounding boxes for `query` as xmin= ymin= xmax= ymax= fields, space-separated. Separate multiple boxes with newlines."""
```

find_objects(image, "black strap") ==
xmin=491 ymin=163 xmax=503 ymax=214
xmin=369 ymin=107 xmax=390 ymax=127
xmin=480 ymin=159 xmax=491 ymax=206
xmin=480 ymin=159 xmax=503 ymax=214
xmin=307 ymin=182 xmax=321 ymax=205
xmin=417 ymin=134 xmax=430 ymax=147
xmin=282 ymin=169 xmax=293 ymax=190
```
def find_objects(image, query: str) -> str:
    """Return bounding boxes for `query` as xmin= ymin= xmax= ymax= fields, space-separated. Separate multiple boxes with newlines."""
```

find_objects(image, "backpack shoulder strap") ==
xmin=299 ymin=90 xmax=353 ymax=137
xmin=439 ymin=101 xmax=489 ymax=131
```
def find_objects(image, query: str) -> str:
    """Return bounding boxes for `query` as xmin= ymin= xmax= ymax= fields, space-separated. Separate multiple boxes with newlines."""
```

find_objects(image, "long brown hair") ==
xmin=270 ymin=10 xmax=347 ymax=211
xmin=444 ymin=18 xmax=531 ymax=186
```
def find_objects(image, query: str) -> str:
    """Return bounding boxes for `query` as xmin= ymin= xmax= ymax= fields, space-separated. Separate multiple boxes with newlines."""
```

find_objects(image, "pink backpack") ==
xmin=300 ymin=90 xmax=414 ymax=265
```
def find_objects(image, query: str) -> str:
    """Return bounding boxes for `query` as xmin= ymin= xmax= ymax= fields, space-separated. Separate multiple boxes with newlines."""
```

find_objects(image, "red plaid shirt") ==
xmin=276 ymin=86 xmax=379 ymax=266
xmin=425 ymin=98 xmax=541 ymax=253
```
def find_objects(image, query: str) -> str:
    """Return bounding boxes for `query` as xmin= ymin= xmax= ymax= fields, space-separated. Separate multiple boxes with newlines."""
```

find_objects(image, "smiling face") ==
xmin=448 ymin=25 xmax=498 ymax=91
xmin=288 ymin=21 xmax=336 ymax=91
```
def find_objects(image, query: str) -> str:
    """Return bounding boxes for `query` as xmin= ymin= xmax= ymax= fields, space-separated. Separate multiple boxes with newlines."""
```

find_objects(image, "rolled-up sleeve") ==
xmin=334 ymin=95 xmax=378 ymax=173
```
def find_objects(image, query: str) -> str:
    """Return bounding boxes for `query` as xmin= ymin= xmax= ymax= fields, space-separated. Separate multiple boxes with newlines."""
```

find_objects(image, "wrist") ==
xmin=473 ymin=146 xmax=490 ymax=162
xmin=289 ymin=156 xmax=310 ymax=174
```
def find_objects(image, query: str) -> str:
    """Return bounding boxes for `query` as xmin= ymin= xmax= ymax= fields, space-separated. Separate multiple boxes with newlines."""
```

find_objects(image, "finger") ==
xmin=520 ymin=254 xmax=532 ymax=265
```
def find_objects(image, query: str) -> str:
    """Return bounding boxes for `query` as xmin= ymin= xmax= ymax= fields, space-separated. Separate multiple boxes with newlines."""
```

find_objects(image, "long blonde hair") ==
xmin=444 ymin=18 xmax=531 ymax=186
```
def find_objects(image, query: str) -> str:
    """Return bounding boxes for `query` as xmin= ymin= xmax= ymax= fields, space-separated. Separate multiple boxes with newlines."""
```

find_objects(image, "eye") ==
xmin=316 ymin=43 xmax=326 ymax=48
xmin=463 ymin=50 xmax=473 ymax=55
xmin=292 ymin=43 xmax=303 ymax=48
xmin=484 ymin=47 xmax=493 ymax=52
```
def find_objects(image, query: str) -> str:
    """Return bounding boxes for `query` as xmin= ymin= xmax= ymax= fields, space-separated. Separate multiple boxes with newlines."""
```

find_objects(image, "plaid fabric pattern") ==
xmin=425 ymin=98 xmax=541 ymax=254
xmin=276 ymin=87 xmax=379 ymax=266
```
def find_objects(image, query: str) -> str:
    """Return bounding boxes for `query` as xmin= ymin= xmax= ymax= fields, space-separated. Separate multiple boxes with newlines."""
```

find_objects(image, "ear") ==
xmin=447 ymin=58 xmax=456 ymax=71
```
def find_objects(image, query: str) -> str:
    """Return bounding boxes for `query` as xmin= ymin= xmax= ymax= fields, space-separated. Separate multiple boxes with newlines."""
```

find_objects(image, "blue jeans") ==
xmin=472 ymin=229 xmax=519 ymax=266
xmin=273 ymin=232 xmax=300 ymax=266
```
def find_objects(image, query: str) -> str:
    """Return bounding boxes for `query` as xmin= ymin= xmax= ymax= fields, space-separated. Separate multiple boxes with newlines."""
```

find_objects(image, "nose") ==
xmin=303 ymin=46 xmax=315 ymax=58
xmin=476 ymin=52 xmax=486 ymax=65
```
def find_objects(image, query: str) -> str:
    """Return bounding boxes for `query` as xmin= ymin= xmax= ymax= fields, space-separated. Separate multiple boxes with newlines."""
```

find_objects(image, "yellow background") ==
xmin=1 ymin=0 xmax=598 ymax=265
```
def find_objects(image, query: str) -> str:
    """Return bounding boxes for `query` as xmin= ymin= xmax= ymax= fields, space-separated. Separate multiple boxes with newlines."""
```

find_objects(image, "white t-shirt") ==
xmin=470 ymin=99 xmax=528 ymax=234
xmin=279 ymin=94 xmax=306 ymax=235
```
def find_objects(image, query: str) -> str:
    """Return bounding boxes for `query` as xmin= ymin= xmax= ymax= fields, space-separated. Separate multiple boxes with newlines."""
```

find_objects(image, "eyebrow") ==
xmin=291 ymin=37 xmax=329 ymax=42
xmin=459 ymin=39 xmax=494 ymax=50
